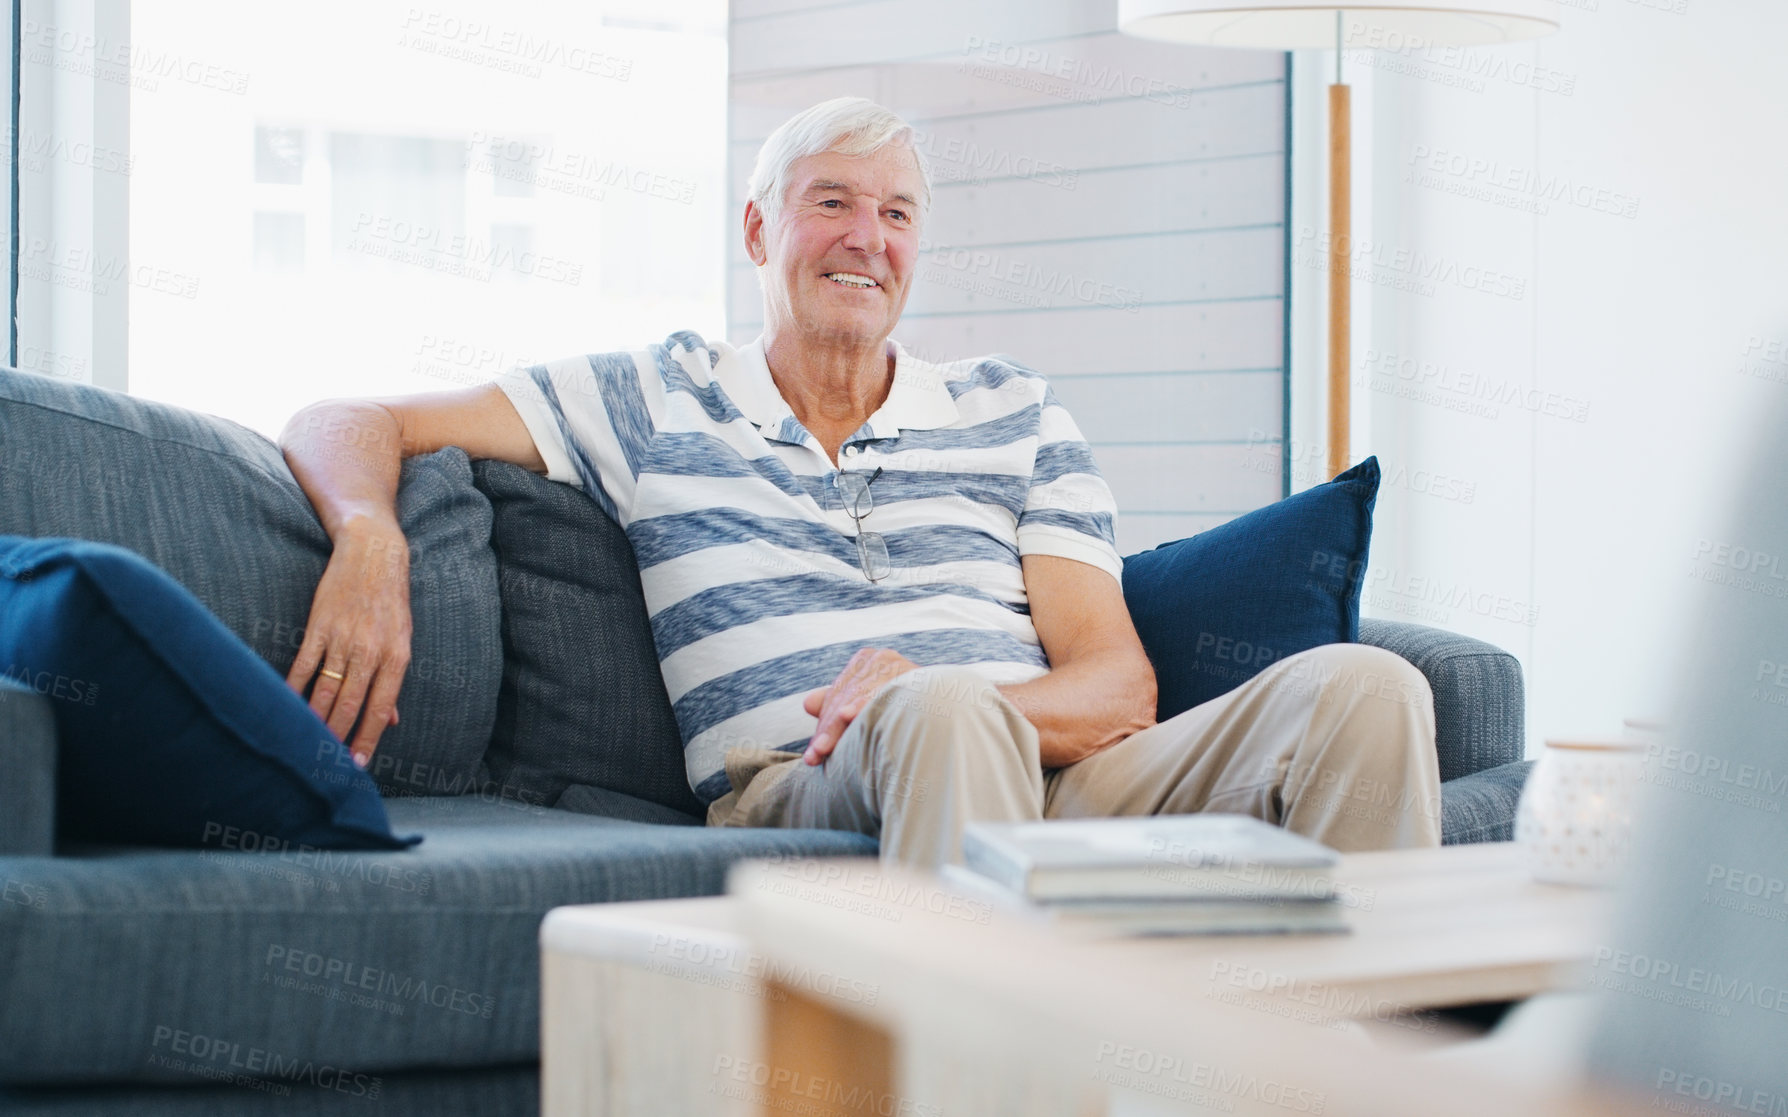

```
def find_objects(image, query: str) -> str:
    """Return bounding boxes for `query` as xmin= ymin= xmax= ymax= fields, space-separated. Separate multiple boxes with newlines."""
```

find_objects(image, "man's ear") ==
xmin=744 ymin=201 xmax=768 ymax=266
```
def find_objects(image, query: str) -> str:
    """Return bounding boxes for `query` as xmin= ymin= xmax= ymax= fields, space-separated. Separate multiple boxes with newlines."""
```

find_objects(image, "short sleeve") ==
xmin=495 ymin=350 xmax=663 ymax=523
xmin=1016 ymin=387 xmax=1124 ymax=583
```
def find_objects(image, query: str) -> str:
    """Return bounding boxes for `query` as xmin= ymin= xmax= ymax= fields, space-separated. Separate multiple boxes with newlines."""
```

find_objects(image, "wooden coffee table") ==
xmin=542 ymin=843 xmax=1628 ymax=1117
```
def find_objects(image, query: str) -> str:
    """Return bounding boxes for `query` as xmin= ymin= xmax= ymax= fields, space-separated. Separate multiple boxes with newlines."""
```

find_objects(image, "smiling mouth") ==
xmin=824 ymin=272 xmax=880 ymax=289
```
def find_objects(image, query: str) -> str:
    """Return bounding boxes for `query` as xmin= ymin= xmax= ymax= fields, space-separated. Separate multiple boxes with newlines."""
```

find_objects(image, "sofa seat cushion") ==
xmin=0 ymin=1065 xmax=538 ymax=1117
xmin=0 ymin=796 xmax=876 ymax=1085
xmin=0 ymin=368 xmax=501 ymax=797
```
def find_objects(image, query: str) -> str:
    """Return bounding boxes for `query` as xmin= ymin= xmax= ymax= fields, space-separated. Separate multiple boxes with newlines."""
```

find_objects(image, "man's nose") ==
xmin=840 ymin=199 xmax=885 ymax=255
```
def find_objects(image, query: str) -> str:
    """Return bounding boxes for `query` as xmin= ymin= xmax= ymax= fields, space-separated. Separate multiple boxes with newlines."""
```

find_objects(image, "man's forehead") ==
xmin=790 ymin=150 xmax=923 ymax=201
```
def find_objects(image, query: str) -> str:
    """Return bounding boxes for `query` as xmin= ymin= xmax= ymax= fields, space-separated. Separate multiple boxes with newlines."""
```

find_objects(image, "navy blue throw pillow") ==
xmin=1121 ymin=457 xmax=1380 ymax=721
xmin=0 ymin=536 xmax=415 ymax=850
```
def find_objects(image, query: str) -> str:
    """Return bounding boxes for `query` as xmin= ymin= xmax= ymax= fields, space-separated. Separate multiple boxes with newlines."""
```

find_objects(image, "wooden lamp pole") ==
xmin=1327 ymin=12 xmax=1351 ymax=481
xmin=1115 ymin=0 xmax=1559 ymax=484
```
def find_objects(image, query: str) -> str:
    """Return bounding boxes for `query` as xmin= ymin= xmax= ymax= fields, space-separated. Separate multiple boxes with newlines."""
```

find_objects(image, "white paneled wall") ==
xmin=728 ymin=0 xmax=1289 ymax=555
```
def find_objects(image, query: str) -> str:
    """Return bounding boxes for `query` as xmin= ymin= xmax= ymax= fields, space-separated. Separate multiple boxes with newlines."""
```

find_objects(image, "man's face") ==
xmin=745 ymin=144 xmax=925 ymax=352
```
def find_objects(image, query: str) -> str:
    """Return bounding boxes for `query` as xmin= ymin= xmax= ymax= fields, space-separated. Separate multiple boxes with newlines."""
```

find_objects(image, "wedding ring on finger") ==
xmin=318 ymin=667 xmax=347 ymax=682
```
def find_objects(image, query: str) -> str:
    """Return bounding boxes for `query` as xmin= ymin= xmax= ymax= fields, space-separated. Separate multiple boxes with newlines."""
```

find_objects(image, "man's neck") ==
xmin=761 ymin=327 xmax=895 ymax=442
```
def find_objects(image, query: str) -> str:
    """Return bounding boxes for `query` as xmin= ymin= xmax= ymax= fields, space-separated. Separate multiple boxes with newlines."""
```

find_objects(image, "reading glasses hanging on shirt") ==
xmin=838 ymin=467 xmax=891 ymax=583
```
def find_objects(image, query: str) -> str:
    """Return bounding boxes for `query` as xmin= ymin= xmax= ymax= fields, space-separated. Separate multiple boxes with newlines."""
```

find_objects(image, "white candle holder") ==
xmin=1514 ymin=738 xmax=1647 ymax=886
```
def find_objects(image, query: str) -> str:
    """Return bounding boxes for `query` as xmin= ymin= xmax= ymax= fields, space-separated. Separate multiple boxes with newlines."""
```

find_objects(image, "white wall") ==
xmin=1293 ymin=0 xmax=1788 ymax=753
xmin=728 ymin=0 xmax=1290 ymax=555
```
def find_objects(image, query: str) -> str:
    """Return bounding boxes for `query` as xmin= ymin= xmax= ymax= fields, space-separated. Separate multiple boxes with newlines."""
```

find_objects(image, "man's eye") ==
xmin=821 ymin=199 xmax=842 ymax=209
xmin=887 ymin=210 xmax=909 ymax=222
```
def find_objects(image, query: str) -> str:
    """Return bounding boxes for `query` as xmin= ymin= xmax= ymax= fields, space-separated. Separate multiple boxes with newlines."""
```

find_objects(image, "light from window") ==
xmin=129 ymin=0 xmax=727 ymax=437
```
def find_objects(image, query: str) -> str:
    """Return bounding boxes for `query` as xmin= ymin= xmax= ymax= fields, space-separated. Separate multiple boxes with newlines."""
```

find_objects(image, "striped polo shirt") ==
xmin=497 ymin=330 xmax=1122 ymax=804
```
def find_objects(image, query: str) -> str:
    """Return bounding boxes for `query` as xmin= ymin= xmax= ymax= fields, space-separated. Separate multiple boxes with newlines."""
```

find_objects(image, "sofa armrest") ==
xmin=1440 ymin=760 xmax=1535 ymax=845
xmin=1358 ymin=619 xmax=1525 ymax=782
xmin=0 ymin=677 xmax=55 ymax=854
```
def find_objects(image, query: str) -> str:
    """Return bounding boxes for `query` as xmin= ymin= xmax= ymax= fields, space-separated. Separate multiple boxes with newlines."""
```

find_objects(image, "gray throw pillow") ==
xmin=471 ymin=460 xmax=703 ymax=819
xmin=0 ymin=367 xmax=501 ymax=795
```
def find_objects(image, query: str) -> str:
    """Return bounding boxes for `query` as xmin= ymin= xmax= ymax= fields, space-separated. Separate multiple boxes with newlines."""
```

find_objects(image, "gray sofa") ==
xmin=0 ymin=367 xmax=1532 ymax=1115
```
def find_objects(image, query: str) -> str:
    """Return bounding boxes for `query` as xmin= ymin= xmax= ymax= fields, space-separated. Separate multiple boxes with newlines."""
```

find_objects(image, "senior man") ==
xmin=279 ymin=97 xmax=1440 ymax=866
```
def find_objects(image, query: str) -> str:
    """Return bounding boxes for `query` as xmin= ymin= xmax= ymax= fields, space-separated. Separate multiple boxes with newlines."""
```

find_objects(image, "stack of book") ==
xmin=947 ymin=814 xmax=1349 ymax=937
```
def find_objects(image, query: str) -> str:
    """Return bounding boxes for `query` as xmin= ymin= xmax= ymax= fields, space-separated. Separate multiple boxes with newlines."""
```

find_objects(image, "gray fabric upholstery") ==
xmin=1358 ymin=618 xmax=1526 ymax=782
xmin=1440 ymin=760 xmax=1534 ymax=845
xmin=554 ymin=782 xmax=703 ymax=825
xmin=0 ymin=369 xmax=502 ymax=796
xmin=0 ymin=795 xmax=875 ymax=1086
xmin=471 ymin=460 xmax=703 ymax=818
xmin=0 ymin=1064 xmax=536 ymax=1117
xmin=0 ymin=678 xmax=55 ymax=855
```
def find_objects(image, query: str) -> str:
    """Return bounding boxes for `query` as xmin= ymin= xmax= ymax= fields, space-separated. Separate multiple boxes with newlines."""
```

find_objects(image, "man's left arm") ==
xmin=999 ymin=554 xmax=1157 ymax=768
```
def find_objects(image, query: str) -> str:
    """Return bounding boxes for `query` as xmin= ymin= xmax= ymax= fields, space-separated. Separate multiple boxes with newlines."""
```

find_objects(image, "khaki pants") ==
xmin=706 ymin=644 xmax=1443 ymax=866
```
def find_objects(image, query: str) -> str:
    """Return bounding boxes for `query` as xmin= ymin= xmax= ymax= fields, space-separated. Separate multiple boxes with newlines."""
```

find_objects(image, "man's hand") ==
xmin=278 ymin=384 xmax=546 ymax=769
xmin=800 ymin=648 xmax=920 ymax=765
xmin=285 ymin=521 xmax=413 ymax=767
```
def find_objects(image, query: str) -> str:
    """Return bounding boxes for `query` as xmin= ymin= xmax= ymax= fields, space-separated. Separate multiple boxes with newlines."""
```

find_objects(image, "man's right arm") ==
xmin=277 ymin=383 xmax=545 ymax=766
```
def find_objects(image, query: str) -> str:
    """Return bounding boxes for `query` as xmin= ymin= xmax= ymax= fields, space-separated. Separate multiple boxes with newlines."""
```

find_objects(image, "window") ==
xmin=127 ymin=0 xmax=727 ymax=437
xmin=252 ymin=212 xmax=305 ymax=274
xmin=253 ymin=125 xmax=305 ymax=185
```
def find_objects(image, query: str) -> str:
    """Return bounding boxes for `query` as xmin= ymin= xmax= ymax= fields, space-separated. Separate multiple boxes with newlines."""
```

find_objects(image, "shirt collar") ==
xmin=721 ymin=336 xmax=960 ymax=443
xmin=717 ymin=337 xmax=794 ymax=431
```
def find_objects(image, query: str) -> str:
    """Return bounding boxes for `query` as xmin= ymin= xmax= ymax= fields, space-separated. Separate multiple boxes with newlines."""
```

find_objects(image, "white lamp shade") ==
xmin=1118 ymin=0 xmax=1560 ymax=49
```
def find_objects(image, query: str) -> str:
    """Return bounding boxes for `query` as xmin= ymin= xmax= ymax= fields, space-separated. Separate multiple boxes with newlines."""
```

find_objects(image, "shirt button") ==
xmin=845 ymin=446 xmax=861 ymax=457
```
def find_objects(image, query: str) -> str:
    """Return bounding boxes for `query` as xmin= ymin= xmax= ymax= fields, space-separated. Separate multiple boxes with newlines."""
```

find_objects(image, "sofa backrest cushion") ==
xmin=0 ymin=368 xmax=501 ymax=796
xmin=0 ymin=536 xmax=416 ymax=848
xmin=471 ymin=461 xmax=702 ymax=818
xmin=1122 ymin=456 xmax=1380 ymax=721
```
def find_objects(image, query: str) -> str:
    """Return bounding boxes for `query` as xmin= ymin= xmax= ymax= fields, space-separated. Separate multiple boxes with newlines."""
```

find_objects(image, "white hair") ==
xmin=746 ymin=97 xmax=932 ymax=223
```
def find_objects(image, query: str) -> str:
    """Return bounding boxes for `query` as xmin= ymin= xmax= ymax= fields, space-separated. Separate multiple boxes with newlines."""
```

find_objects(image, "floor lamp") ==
xmin=1117 ymin=0 xmax=1559 ymax=480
